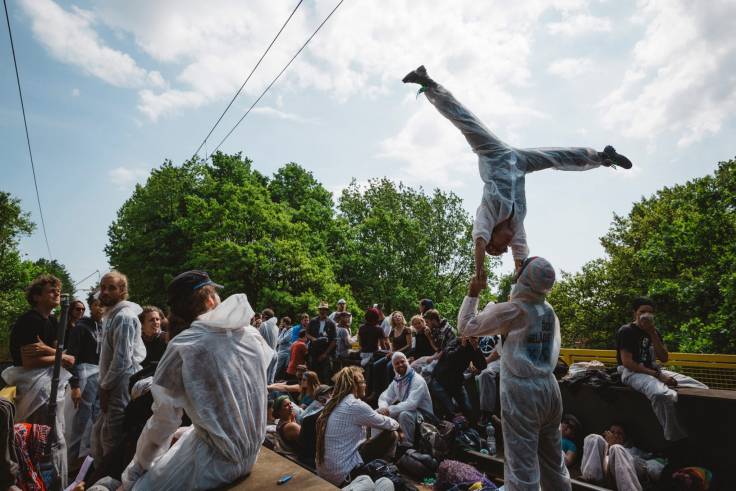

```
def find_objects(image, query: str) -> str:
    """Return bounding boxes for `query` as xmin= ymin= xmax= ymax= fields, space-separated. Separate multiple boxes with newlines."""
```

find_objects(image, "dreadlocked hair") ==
xmin=315 ymin=366 xmax=364 ymax=465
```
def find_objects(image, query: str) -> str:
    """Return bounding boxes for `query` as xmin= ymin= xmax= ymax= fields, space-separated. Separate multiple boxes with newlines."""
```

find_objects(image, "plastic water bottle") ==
xmin=486 ymin=424 xmax=497 ymax=455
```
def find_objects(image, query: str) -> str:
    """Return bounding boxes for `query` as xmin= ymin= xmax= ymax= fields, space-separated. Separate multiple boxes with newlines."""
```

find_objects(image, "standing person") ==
xmin=66 ymin=292 xmax=104 ymax=462
xmin=259 ymin=309 xmax=279 ymax=383
xmin=616 ymin=297 xmax=707 ymax=441
xmin=335 ymin=312 xmax=355 ymax=364
xmin=2 ymin=274 xmax=74 ymax=488
xmin=316 ymin=366 xmax=399 ymax=486
xmin=274 ymin=316 xmax=293 ymax=381
xmin=477 ymin=335 xmax=502 ymax=423
xmin=291 ymin=313 xmax=310 ymax=342
xmin=121 ymin=270 xmax=273 ymax=489
xmin=307 ymin=302 xmax=337 ymax=382
xmin=287 ymin=329 xmax=309 ymax=383
xmin=92 ymin=271 xmax=146 ymax=467
xmin=377 ymin=352 xmax=433 ymax=446
xmin=458 ymin=256 xmax=571 ymax=491
xmin=329 ymin=298 xmax=352 ymax=326
xmin=402 ymin=65 xmax=632 ymax=277
xmin=138 ymin=306 xmax=167 ymax=368
xmin=358 ymin=308 xmax=388 ymax=398
xmin=67 ymin=299 xmax=86 ymax=333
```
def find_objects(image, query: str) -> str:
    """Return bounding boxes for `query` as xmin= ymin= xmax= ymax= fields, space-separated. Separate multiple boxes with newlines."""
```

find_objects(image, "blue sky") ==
xmin=3 ymin=0 xmax=735 ymax=299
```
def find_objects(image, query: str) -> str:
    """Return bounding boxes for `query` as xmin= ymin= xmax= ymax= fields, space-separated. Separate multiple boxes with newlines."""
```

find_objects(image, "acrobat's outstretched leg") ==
xmin=403 ymin=65 xmax=510 ymax=158
xmin=517 ymin=145 xmax=632 ymax=174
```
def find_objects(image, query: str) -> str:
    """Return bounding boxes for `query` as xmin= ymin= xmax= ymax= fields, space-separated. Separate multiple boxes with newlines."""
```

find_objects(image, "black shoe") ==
xmin=601 ymin=145 xmax=633 ymax=169
xmin=402 ymin=65 xmax=436 ymax=88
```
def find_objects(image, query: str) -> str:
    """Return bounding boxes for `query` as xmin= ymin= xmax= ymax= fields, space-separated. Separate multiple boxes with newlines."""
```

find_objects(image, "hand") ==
xmin=62 ymin=354 xmax=75 ymax=369
xmin=71 ymin=387 xmax=82 ymax=409
xmin=21 ymin=337 xmax=55 ymax=358
xmin=386 ymin=351 xmax=393 ymax=359
xmin=100 ymin=388 xmax=110 ymax=413
xmin=603 ymin=430 xmax=623 ymax=446
xmin=377 ymin=407 xmax=390 ymax=416
xmin=659 ymin=373 xmax=678 ymax=387
xmin=638 ymin=315 xmax=656 ymax=334
xmin=468 ymin=274 xmax=488 ymax=297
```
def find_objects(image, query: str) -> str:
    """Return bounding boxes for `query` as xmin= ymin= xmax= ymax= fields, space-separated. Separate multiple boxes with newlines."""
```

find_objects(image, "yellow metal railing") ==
xmin=559 ymin=348 xmax=736 ymax=391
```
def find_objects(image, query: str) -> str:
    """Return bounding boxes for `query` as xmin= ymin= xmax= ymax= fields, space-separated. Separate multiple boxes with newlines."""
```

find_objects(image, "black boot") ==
xmin=600 ymin=145 xmax=633 ymax=169
xmin=402 ymin=65 xmax=437 ymax=88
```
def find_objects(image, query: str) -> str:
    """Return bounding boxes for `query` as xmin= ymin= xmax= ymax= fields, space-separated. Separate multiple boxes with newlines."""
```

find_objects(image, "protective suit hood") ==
xmin=511 ymin=257 xmax=555 ymax=304
xmin=104 ymin=300 xmax=143 ymax=320
xmin=193 ymin=294 xmax=255 ymax=332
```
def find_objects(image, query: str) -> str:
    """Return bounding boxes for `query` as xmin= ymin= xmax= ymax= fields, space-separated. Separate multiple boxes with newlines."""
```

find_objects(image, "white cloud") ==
xmin=18 ymin=0 xmax=165 ymax=89
xmin=547 ymin=57 xmax=594 ymax=79
xmin=108 ymin=166 xmax=149 ymax=190
xmin=71 ymin=88 xmax=80 ymax=97
xmin=251 ymin=106 xmax=318 ymax=124
xmin=598 ymin=0 xmax=736 ymax=146
xmin=547 ymin=13 xmax=612 ymax=36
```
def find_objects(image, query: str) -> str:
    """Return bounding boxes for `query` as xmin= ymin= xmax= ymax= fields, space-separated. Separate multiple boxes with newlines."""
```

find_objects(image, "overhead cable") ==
xmin=207 ymin=0 xmax=345 ymax=159
xmin=3 ymin=0 xmax=53 ymax=258
xmin=191 ymin=0 xmax=304 ymax=160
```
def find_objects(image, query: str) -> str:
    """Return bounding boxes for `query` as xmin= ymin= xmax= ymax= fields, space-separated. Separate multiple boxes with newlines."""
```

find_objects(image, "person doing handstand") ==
xmin=402 ymin=65 xmax=633 ymax=278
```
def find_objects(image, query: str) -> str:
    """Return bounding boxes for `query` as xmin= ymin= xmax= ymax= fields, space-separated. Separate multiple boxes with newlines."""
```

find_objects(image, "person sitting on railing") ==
xmin=580 ymin=421 xmax=666 ymax=490
xmin=616 ymin=297 xmax=708 ymax=441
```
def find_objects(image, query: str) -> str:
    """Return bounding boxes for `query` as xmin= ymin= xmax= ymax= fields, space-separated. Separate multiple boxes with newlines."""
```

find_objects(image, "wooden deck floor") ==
xmin=222 ymin=447 xmax=337 ymax=490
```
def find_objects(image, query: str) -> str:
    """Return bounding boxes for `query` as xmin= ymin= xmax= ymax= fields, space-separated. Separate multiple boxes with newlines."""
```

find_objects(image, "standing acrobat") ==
xmin=402 ymin=65 xmax=632 ymax=278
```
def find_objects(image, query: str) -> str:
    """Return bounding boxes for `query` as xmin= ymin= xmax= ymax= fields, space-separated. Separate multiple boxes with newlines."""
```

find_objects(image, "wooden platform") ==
xmin=222 ymin=447 xmax=337 ymax=490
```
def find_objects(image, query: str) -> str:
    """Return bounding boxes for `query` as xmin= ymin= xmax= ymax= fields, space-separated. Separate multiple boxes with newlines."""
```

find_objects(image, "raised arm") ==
xmin=457 ymin=276 xmax=522 ymax=337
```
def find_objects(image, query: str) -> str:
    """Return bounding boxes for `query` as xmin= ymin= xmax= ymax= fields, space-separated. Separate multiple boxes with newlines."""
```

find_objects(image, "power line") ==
xmin=207 ymin=0 xmax=345 ymax=159
xmin=191 ymin=0 xmax=304 ymax=160
xmin=3 ymin=0 xmax=53 ymax=259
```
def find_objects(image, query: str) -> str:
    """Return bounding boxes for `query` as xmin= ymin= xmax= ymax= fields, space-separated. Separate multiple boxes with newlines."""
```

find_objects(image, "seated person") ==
xmin=268 ymin=370 xmax=321 ymax=408
xmin=138 ymin=306 xmax=167 ymax=368
xmin=121 ymin=271 xmax=273 ymax=490
xmin=286 ymin=329 xmax=308 ymax=383
xmin=3 ymin=274 xmax=74 ymax=488
xmin=272 ymin=395 xmax=301 ymax=458
xmin=371 ymin=312 xmax=413 ymax=396
xmin=560 ymin=414 xmax=581 ymax=467
xmin=377 ymin=352 xmax=432 ymax=446
xmin=616 ymin=297 xmax=707 ymax=441
xmin=428 ymin=337 xmax=486 ymax=423
xmin=412 ymin=309 xmax=455 ymax=376
xmin=476 ymin=335 xmax=501 ymax=425
xmin=581 ymin=422 xmax=666 ymax=490
xmin=316 ymin=366 xmax=399 ymax=486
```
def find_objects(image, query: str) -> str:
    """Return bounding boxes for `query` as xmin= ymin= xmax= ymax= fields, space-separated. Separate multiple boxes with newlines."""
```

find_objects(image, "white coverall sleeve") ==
xmin=378 ymin=383 xmax=396 ymax=410
xmin=355 ymin=401 xmax=399 ymax=432
xmin=457 ymin=296 xmax=523 ymax=338
xmin=472 ymin=203 xmax=494 ymax=243
xmin=100 ymin=316 xmax=139 ymax=390
xmin=510 ymin=219 xmax=529 ymax=262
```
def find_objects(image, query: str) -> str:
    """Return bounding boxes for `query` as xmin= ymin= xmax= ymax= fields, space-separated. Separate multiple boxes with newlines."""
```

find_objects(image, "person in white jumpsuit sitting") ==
xmin=458 ymin=256 xmax=570 ymax=491
xmin=121 ymin=270 xmax=273 ymax=490
xmin=402 ymin=65 xmax=633 ymax=277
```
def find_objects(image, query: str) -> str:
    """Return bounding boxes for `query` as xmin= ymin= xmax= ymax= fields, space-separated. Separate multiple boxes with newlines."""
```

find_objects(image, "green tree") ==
xmin=551 ymin=158 xmax=736 ymax=353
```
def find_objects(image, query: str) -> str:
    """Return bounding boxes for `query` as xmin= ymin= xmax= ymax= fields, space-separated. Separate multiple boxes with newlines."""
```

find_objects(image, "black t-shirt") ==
xmin=9 ymin=309 xmax=59 ymax=366
xmin=142 ymin=334 xmax=168 ymax=368
xmin=413 ymin=330 xmax=435 ymax=358
xmin=616 ymin=323 xmax=662 ymax=368
xmin=358 ymin=323 xmax=384 ymax=353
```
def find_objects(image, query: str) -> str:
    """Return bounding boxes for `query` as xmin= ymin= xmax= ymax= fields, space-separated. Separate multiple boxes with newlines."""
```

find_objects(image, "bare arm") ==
xmin=474 ymin=237 xmax=487 ymax=280
xmin=267 ymin=383 xmax=300 ymax=393
xmin=620 ymin=350 xmax=659 ymax=377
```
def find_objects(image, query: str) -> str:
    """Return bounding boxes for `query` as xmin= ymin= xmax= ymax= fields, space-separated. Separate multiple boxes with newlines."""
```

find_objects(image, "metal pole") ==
xmin=45 ymin=293 xmax=69 ymax=489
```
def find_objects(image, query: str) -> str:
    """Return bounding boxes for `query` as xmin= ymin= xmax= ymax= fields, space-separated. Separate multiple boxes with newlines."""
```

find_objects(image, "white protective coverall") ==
xmin=2 ymin=365 xmax=71 ymax=488
xmin=121 ymin=294 xmax=273 ymax=490
xmin=458 ymin=257 xmax=570 ymax=491
xmin=259 ymin=316 xmax=279 ymax=384
xmin=423 ymin=83 xmax=603 ymax=261
xmin=92 ymin=300 xmax=146 ymax=461
xmin=66 ymin=363 xmax=100 ymax=460
xmin=580 ymin=434 xmax=665 ymax=490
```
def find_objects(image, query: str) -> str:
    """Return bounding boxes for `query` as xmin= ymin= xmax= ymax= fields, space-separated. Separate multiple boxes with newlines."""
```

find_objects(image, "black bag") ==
xmin=357 ymin=459 xmax=418 ymax=491
xmin=416 ymin=419 xmax=455 ymax=459
xmin=453 ymin=428 xmax=482 ymax=454
xmin=397 ymin=449 xmax=438 ymax=480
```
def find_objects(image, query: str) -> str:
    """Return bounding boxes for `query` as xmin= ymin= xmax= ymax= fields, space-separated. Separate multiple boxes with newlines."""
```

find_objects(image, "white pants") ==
xmin=67 ymin=365 xmax=100 ymax=461
xmin=619 ymin=367 xmax=707 ymax=441
xmin=397 ymin=410 xmax=418 ymax=445
xmin=478 ymin=364 xmax=499 ymax=413
xmin=500 ymin=374 xmax=570 ymax=491
xmin=92 ymin=375 xmax=132 ymax=461
xmin=342 ymin=475 xmax=395 ymax=491
xmin=581 ymin=434 xmax=642 ymax=490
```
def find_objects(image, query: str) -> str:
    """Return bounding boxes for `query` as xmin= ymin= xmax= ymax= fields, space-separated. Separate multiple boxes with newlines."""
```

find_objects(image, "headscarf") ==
xmin=510 ymin=256 xmax=555 ymax=304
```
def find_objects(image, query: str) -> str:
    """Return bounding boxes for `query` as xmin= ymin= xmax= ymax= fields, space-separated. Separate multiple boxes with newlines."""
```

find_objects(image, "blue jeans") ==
xmin=429 ymin=378 xmax=472 ymax=420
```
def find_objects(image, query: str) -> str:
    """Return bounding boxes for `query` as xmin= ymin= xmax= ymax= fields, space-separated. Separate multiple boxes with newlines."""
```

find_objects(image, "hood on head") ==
xmin=195 ymin=294 xmax=255 ymax=330
xmin=511 ymin=257 xmax=555 ymax=303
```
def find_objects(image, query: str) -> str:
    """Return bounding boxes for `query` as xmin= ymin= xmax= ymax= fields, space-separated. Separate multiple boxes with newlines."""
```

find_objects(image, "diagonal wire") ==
xmin=3 ymin=0 xmax=53 ymax=258
xmin=191 ymin=0 xmax=304 ymax=160
xmin=207 ymin=0 xmax=345 ymax=160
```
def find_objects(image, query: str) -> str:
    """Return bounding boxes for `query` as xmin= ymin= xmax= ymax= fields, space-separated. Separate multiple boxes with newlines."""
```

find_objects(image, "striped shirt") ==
xmin=316 ymin=394 xmax=399 ymax=485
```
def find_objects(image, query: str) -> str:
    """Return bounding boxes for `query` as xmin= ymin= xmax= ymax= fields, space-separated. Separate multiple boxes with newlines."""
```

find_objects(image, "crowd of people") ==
xmin=0 ymin=65 xmax=716 ymax=491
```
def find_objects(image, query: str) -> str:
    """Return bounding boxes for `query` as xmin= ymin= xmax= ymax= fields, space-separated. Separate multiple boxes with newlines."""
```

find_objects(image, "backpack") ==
xmin=416 ymin=419 xmax=456 ymax=459
xmin=453 ymin=428 xmax=482 ymax=455
xmin=357 ymin=459 xmax=418 ymax=491
xmin=397 ymin=449 xmax=438 ymax=480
